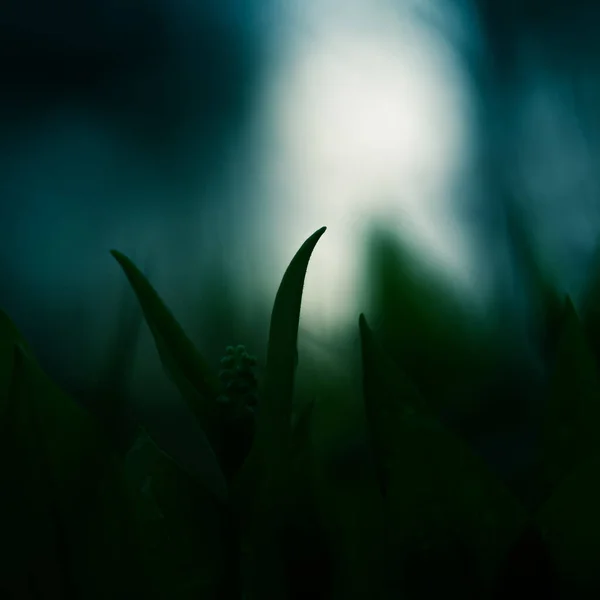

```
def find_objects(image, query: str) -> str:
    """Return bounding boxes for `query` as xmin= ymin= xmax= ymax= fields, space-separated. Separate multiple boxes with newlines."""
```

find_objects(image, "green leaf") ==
xmin=234 ymin=226 xmax=326 ymax=600
xmin=110 ymin=250 xmax=222 ymax=444
xmin=124 ymin=430 xmax=236 ymax=599
xmin=359 ymin=313 xmax=527 ymax=587
xmin=0 ymin=308 xmax=35 ymax=419
xmin=536 ymin=451 xmax=600 ymax=591
xmin=358 ymin=312 xmax=429 ymax=497
xmin=0 ymin=333 xmax=142 ymax=598
xmin=541 ymin=296 xmax=600 ymax=490
xmin=248 ymin=226 xmax=326 ymax=498
xmin=125 ymin=430 xmax=239 ymax=599
xmin=360 ymin=221 xmax=496 ymax=419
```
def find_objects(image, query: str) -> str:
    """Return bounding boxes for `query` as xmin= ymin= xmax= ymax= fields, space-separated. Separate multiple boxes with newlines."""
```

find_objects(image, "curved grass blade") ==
xmin=358 ymin=312 xmax=430 ymax=497
xmin=361 ymin=221 xmax=496 ymax=419
xmin=1 ymin=339 xmax=144 ymax=598
xmin=0 ymin=308 xmax=35 ymax=421
xmin=359 ymin=313 xmax=527 ymax=587
xmin=535 ymin=451 xmax=600 ymax=593
xmin=124 ymin=430 xmax=234 ymax=598
xmin=250 ymin=226 xmax=326 ymax=496
xmin=110 ymin=250 xmax=221 ymax=437
xmin=541 ymin=296 xmax=600 ymax=491
xmin=235 ymin=227 xmax=326 ymax=600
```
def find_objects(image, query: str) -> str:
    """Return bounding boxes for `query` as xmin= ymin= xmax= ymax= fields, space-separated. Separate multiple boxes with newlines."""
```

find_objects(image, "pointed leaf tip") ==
xmin=248 ymin=226 xmax=326 ymax=498
xmin=110 ymin=247 xmax=221 ymax=434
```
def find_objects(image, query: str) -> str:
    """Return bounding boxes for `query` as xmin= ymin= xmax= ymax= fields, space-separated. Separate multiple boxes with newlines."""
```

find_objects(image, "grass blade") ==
xmin=361 ymin=222 xmax=495 ymax=420
xmin=125 ymin=430 xmax=233 ymax=598
xmin=110 ymin=250 xmax=221 ymax=441
xmin=534 ymin=450 xmax=600 ymax=595
xmin=359 ymin=313 xmax=527 ymax=590
xmin=0 ymin=308 xmax=34 ymax=421
xmin=541 ymin=296 xmax=600 ymax=490
xmin=358 ymin=312 xmax=428 ymax=497
xmin=0 ymin=318 xmax=143 ymax=598
xmin=250 ymin=226 xmax=326 ymax=496
xmin=236 ymin=226 xmax=326 ymax=600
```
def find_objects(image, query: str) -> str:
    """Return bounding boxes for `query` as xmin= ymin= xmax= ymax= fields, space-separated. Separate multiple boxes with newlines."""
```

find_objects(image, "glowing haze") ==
xmin=0 ymin=0 xmax=482 ymax=392
xmin=246 ymin=0 xmax=478 ymax=333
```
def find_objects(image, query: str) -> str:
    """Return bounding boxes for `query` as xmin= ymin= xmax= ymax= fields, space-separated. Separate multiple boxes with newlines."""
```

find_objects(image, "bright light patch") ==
xmin=250 ymin=2 xmax=476 ymax=331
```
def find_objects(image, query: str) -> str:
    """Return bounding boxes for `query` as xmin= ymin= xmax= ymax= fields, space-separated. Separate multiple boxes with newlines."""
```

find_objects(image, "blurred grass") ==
xmin=4 ymin=211 xmax=600 ymax=597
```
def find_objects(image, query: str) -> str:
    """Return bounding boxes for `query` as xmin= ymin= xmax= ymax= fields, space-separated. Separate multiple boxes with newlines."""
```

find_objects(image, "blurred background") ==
xmin=2 ymin=0 xmax=600 ymax=435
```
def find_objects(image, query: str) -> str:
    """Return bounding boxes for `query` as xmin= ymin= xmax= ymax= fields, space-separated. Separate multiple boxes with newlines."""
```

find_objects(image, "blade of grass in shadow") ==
xmin=0 ymin=308 xmax=35 ymax=421
xmin=0 ymin=348 xmax=71 ymax=598
xmin=535 ymin=450 xmax=600 ymax=593
xmin=110 ymin=250 xmax=222 ymax=446
xmin=283 ymin=399 xmax=335 ymax=600
xmin=242 ymin=226 xmax=326 ymax=500
xmin=110 ymin=253 xmax=234 ymax=503
xmin=1 ymin=324 xmax=144 ymax=598
xmin=361 ymin=220 xmax=497 ymax=422
xmin=359 ymin=313 xmax=527 ymax=591
xmin=234 ymin=226 xmax=326 ymax=600
xmin=125 ymin=429 xmax=233 ymax=598
xmin=540 ymin=295 xmax=600 ymax=493
xmin=358 ymin=313 xmax=432 ymax=497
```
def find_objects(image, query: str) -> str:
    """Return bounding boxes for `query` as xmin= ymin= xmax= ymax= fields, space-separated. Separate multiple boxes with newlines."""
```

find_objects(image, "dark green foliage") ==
xmin=361 ymin=220 xmax=504 ymax=429
xmin=281 ymin=399 xmax=335 ymax=600
xmin=0 ymin=310 xmax=142 ymax=599
xmin=359 ymin=313 xmax=527 ymax=594
xmin=536 ymin=452 xmax=600 ymax=592
xmin=116 ymin=226 xmax=327 ymax=600
xmin=246 ymin=225 xmax=326 ymax=498
xmin=111 ymin=249 xmax=222 ymax=443
xmin=124 ymin=430 xmax=236 ymax=599
xmin=7 ymin=216 xmax=600 ymax=599
xmin=541 ymin=295 xmax=600 ymax=490
xmin=232 ymin=226 xmax=327 ymax=600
